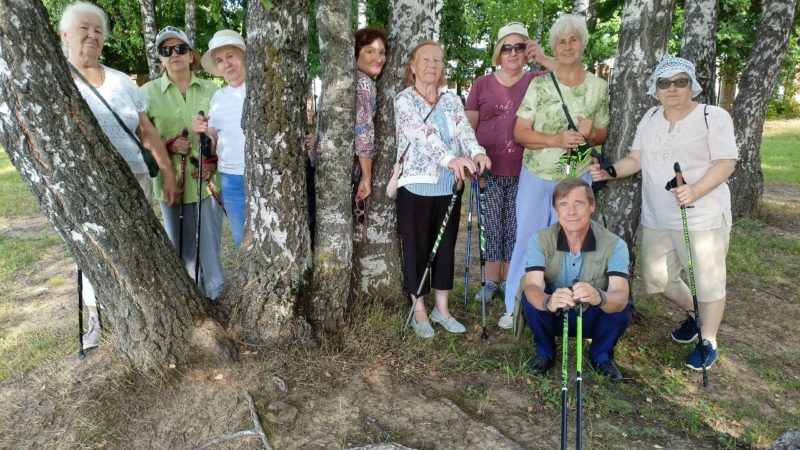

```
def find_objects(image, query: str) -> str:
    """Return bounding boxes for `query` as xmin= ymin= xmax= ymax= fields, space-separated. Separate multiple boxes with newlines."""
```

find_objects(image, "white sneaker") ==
xmin=498 ymin=312 xmax=513 ymax=329
xmin=430 ymin=309 xmax=466 ymax=333
xmin=411 ymin=318 xmax=435 ymax=339
xmin=82 ymin=314 xmax=101 ymax=350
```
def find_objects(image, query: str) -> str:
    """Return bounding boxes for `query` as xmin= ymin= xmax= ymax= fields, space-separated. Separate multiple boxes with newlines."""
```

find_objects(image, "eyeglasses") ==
xmin=500 ymin=42 xmax=527 ymax=54
xmin=656 ymin=77 xmax=691 ymax=90
xmin=355 ymin=199 xmax=367 ymax=226
xmin=158 ymin=44 xmax=191 ymax=57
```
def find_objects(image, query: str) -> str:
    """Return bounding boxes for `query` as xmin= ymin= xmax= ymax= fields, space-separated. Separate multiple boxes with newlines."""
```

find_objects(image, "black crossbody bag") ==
xmin=69 ymin=63 xmax=159 ymax=177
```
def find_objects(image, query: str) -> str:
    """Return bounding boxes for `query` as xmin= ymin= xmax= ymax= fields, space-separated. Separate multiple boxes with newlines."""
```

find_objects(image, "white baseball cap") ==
xmin=201 ymin=30 xmax=246 ymax=76
xmin=155 ymin=26 xmax=192 ymax=49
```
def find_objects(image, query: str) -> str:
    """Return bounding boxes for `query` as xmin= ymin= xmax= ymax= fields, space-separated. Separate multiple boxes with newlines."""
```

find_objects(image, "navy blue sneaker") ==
xmin=671 ymin=313 xmax=698 ymax=344
xmin=685 ymin=339 xmax=718 ymax=371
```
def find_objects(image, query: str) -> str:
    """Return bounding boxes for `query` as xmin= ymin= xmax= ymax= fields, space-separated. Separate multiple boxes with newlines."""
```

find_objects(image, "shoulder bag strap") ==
xmin=68 ymin=63 xmax=147 ymax=154
xmin=549 ymin=72 xmax=579 ymax=132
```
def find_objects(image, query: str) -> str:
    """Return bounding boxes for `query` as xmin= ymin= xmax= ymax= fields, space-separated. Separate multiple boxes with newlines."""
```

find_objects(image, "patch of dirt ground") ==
xmin=1 ymin=189 xmax=799 ymax=449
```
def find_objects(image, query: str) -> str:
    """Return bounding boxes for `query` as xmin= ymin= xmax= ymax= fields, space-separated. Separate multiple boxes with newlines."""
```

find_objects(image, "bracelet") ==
xmin=542 ymin=294 xmax=552 ymax=312
xmin=595 ymin=288 xmax=607 ymax=308
xmin=606 ymin=165 xmax=617 ymax=178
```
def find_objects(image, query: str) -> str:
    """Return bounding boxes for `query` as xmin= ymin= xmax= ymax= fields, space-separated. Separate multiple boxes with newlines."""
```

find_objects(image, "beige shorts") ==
xmin=641 ymin=221 xmax=730 ymax=302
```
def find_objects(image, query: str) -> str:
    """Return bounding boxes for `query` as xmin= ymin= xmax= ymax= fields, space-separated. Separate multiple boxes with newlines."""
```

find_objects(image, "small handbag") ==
xmin=69 ymin=63 xmax=160 ymax=177
xmin=386 ymin=92 xmax=445 ymax=199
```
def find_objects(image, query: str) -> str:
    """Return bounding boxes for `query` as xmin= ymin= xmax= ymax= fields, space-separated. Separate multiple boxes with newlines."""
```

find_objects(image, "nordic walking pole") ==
xmin=77 ymin=267 xmax=85 ymax=359
xmin=574 ymin=278 xmax=583 ymax=450
xmin=403 ymin=180 xmax=465 ymax=334
xmin=463 ymin=180 xmax=475 ymax=310
xmin=561 ymin=293 xmax=569 ymax=450
xmin=476 ymin=172 xmax=489 ymax=340
xmin=176 ymin=128 xmax=189 ymax=257
xmin=195 ymin=111 xmax=212 ymax=287
xmin=674 ymin=162 xmax=708 ymax=387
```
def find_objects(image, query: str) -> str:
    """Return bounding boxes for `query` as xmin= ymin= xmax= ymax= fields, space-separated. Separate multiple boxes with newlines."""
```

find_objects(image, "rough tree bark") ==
xmin=572 ymin=0 xmax=596 ymax=30
xmin=228 ymin=0 xmax=314 ymax=346
xmin=729 ymin=0 xmax=797 ymax=219
xmin=601 ymin=0 xmax=675 ymax=268
xmin=308 ymin=0 xmax=355 ymax=341
xmin=138 ymin=0 xmax=160 ymax=81
xmin=352 ymin=0 xmax=442 ymax=305
xmin=185 ymin=0 xmax=197 ymax=49
xmin=680 ymin=0 xmax=719 ymax=105
xmin=0 ymin=0 xmax=231 ymax=370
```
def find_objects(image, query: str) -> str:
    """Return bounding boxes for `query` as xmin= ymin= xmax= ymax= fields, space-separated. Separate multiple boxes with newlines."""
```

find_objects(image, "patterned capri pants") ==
xmin=484 ymin=173 xmax=518 ymax=262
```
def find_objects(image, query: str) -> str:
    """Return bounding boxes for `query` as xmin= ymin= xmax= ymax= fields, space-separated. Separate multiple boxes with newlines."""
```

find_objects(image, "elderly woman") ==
xmin=465 ymin=22 xmax=555 ymax=304
xmin=141 ymin=27 xmax=224 ymax=299
xmin=193 ymin=29 xmax=247 ymax=248
xmin=395 ymin=40 xmax=491 ymax=338
xmin=500 ymin=14 xmax=609 ymax=330
xmin=590 ymin=56 xmax=737 ymax=371
xmin=59 ymin=2 xmax=178 ymax=349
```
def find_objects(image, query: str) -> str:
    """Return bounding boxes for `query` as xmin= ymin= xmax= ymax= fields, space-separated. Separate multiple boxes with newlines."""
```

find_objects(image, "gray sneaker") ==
xmin=430 ymin=309 xmax=466 ymax=333
xmin=498 ymin=312 xmax=513 ymax=329
xmin=474 ymin=280 xmax=500 ymax=303
xmin=411 ymin=318 xmax=435 ymax=339
xmin=82 ymin=314 xmax=101 ymax=350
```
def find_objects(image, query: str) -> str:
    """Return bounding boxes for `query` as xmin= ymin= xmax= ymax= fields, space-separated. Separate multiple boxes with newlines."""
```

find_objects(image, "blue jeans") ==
xmin=220 ymin=173 xmax=245 ymax=248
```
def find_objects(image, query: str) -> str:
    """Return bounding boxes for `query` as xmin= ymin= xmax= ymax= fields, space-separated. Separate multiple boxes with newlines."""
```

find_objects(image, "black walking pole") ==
xmin=403 ymin=180 xmax=464 ymax=334
xmin=177 ymin=128 xmax=189 ymax=258
xmin=476 ymin=172 xmax=489 ymax=340
xmin=560 ymin=296 xmax=569 ymax=450
xmin=77 ymin=267 xmax=85 ymax=359
xmin=674 ymin=162 xmax=709 ymax=387
xmin=194 ymin=111 xmax=212 ymax=287
xmin=463 ymin=179 xmax=475 ymax=309
xmin=574 ymin=279 xmax=583 ymax=450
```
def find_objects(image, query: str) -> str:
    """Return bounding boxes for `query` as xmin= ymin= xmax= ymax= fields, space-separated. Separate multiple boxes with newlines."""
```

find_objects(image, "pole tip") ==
xmin=674 ymin=162 xmax=682 ymax=173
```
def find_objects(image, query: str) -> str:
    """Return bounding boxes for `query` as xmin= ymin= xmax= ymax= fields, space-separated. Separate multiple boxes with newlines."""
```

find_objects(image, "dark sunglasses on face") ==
xmin=656 ymin=77 xmax=691 ymax=90
xmin=158 ymin=44 xmax=191 ymax=57
xmin=500 ymin=42 xmax=527 ymax=54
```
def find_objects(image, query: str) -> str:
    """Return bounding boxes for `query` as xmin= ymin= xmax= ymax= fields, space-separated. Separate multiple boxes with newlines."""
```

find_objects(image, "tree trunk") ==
xmin=729 ymin=0 xmax=797 ymax=219
xmin=573 ymin=0 xmax=596 ymax=31
xmin=309 ymin=0 xmax=355 ymax=341
xmin=718 ymin=70 xmax=736 ymax=111
xmin=138 ymin=0 xmax=160 ymax=81
xmin=228 ymin=0 xmax=314 ymax=346
xmin=185 ymin=0 xmax=197 ymax=49
xmin=351 ymin=0 xmax=442 ymax=306
xmin=602 ymin=0 xmax=675 ymax=270
xmin=0 ymin=0 xmax=231 ymax=370
xmin=680 ymin=0 xmax=719 ymax=105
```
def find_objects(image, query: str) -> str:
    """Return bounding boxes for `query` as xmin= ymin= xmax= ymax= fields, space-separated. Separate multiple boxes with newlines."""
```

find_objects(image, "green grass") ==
xmin=0 ymin=326 xmax=73 ymax=383
xmin=0 ymin=234 xmax=63 ymax=286
xmin=727 ymin=217 xmax=800 ymax=296
xmin=0 ymin=150 xmax=38 ymax=218
xmin=761 ymin=126 xmax=800 ymax=185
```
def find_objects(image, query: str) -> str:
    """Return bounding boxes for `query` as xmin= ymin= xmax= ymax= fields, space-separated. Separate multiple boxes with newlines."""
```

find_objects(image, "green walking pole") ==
xmin=674 ymin=162 xmax=709 ymax=387
xmin=575 ymin=279 xmax=583 ymax=450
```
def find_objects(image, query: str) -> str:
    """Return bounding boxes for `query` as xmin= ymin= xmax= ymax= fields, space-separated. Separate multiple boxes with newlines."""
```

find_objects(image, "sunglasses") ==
xmin=158 ymin=44 xmax=191 ymax=57
xmin=656 ymin=77 xmax=691 ymax=90
xmin=355 ymin=199 xmax=367 ymax=226
xmin=500 ymin=42 xmax=527 ymax=54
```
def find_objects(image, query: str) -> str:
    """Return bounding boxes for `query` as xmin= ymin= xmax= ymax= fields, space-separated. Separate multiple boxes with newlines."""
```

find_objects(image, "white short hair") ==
xmin=59 ymin=2 xmax=109 ymax=55
xmin=548 ymin=14 xmax=589 ymax=52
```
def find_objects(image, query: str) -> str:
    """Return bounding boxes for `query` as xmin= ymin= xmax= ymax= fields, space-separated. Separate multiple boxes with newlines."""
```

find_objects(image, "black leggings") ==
xmin=396 ymin=187 xmax=462 ymax=296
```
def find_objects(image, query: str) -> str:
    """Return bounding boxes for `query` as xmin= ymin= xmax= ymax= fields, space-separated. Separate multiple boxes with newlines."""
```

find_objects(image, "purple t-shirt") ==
xmin=465 ymin=71 xmax=544 ymax=176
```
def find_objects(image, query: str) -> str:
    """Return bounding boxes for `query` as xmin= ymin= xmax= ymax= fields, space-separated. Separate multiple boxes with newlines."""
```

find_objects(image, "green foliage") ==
xmin=366 ymin=0 xmax=390 ymax=28
xmin=716 ymin=0 xmax=761 ymax=76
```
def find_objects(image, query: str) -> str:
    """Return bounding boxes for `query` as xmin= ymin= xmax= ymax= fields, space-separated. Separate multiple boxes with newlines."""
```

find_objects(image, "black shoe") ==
xmin=671 ymin=313 xmax=698 ymax=344
xmin=527 ymin=355 xmax=555 ymax=376
xmin=591 ymin=360 xmax=624 ymax=383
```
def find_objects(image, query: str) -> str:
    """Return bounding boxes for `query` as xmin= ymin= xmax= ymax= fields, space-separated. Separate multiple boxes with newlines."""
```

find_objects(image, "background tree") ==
xmin=601 ymin=0 xmax=676 ymax=269
xmin=226 ymin=0 xmax=315 ymax=346
xmin=185 ymin=0 xmax=197 ymax=47
xmin=729 ymin=0 xmax=798 ymax=218
xmin=139 ymin=0 xmax=160 ymax=80
xmin=680 ymin=0 xmax=719 ymax=105
xmin=351 ymin=0 xmax=443 ymax=305
xmin=309 ymin=0 xmax=356 ymax=341
xmin=0 ymin=0 xmax=231 ymax=370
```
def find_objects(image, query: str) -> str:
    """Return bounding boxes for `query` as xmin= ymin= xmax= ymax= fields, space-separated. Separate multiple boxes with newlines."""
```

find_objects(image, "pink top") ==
xmin=465 ymin=71 xmax=545 ymax=176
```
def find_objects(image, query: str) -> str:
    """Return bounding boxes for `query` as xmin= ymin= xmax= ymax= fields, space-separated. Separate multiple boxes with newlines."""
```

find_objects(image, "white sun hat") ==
xmin=647 ymin=55 xmax=703 ymax=99
xmin=201 ymin=29 xmax=246 ymax=76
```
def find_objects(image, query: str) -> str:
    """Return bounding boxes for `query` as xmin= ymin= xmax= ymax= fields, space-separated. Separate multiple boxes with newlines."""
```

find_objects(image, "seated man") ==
xmin=522 ymin=178 xmax=632 ymax=382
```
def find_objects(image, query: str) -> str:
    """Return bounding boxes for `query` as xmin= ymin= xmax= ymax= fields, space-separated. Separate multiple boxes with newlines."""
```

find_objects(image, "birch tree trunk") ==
xmin=601 ymin=0 xmax=675 ymax=267
xmin=729 ymin=0 xmax=797 ymax=219
xmin=138 ymin=0 xmax=160 ymax=81
xmin=309 ymin=0 xmax=355 ymax=341
xmin=228 ymin=0 xmax=314 ymax=346
xmin=352 ymin=0 xmax=442 ymax=305
xmin=680 ymin=0 xmax=718 ymax=105
xmin=185 ymin=0 xmax=197 ymax=49
xmin=0 ymin=0 xmax=232 ymax=370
